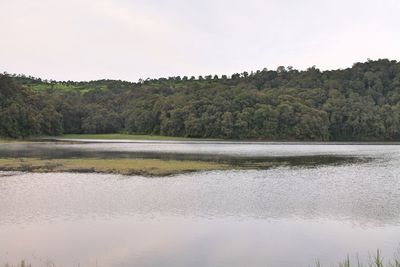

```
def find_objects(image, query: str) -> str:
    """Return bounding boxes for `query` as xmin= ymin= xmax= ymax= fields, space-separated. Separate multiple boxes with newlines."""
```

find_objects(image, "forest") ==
xmin=1 ymin=59 xmax=400 ymax=141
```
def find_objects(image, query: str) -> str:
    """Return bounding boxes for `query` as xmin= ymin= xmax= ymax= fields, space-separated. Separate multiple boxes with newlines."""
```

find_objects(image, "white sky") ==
xmin=1 ymin=0 xmax=399 ymax=82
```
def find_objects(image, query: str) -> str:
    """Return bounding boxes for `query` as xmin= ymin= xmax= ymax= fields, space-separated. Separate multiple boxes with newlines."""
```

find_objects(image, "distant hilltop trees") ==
xmin=1 ymin=59 xmax=400 ymax=141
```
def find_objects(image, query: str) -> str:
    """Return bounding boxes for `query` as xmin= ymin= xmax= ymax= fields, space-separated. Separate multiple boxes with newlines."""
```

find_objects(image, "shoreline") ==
xmin=3 ymin=134 xmax=400 ymax=145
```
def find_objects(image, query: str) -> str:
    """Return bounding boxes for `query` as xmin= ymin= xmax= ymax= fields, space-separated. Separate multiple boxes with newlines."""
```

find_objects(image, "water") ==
xmin=1 ymin=141 xmax=400 ymax=266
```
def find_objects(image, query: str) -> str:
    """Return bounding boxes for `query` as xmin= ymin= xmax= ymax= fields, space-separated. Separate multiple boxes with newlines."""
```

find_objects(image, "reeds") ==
xmin=315 ymin=249 xmax=400 ymax=267
xmin=4 ymin=249 xmax=400 ymax=267
xmin=4 ymin=260 xmax=31 ymax=267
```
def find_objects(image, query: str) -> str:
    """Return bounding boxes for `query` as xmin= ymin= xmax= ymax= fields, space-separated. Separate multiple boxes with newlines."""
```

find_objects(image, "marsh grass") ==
xmin=0 ymin=157 xmax=230 ymax=176
xmin=0 ymin=154 xmax=358 ymax=176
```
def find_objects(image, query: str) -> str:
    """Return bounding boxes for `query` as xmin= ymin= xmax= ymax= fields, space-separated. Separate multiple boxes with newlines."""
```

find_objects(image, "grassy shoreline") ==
xmin=3 ymin=134 xmax=400 ymax=143
xmin=0 ymin=138 xmax=17 ymax=143
xmin=56 ymin=133 xmax=212 ymax=141
xmin=1 ymin=134 xmax=212 ymax=143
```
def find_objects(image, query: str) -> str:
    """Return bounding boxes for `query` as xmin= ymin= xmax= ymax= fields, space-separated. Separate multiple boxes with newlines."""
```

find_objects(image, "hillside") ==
xmin=2 ymin=59 xmax=400 ymax=140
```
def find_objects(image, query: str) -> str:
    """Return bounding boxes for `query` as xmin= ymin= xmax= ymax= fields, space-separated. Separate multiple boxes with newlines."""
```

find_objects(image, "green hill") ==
xmin=2 ymin=59 xmax=400 ymax=140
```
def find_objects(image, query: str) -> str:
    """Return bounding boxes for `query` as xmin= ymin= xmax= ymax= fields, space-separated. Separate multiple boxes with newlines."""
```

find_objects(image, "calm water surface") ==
xmin=1 ymin=141 xmax=400 ymax=266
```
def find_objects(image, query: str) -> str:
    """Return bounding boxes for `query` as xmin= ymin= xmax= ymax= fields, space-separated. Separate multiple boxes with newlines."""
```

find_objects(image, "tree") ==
xmin=3 ymin=59 xmax=400 ymax=141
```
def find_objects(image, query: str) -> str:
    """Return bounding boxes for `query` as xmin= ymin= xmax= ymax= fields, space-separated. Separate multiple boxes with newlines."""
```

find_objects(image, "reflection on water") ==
xmin=2 ymin=140 xmax=398 ymax=158
xmin=0 ymin=141 xmax=373 ymax=167
xmin=1 ymin=142 xmax=400 ymax=266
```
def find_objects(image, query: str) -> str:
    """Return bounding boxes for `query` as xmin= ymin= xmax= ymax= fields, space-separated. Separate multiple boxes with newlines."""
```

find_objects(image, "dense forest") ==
xmin=1 ymin=59 xmax=400 ymax=141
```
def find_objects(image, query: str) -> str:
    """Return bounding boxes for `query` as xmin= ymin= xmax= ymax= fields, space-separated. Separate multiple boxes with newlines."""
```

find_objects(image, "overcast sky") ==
xmin=1 ymin=0 xmax=399 ymax=81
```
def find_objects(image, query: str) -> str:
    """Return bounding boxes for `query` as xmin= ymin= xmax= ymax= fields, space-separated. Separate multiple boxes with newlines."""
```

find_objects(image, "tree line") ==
xmin=1 ymin=59 xmax=400 ymax=141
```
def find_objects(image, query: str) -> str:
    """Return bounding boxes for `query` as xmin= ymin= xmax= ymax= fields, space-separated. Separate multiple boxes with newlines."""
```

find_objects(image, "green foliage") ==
xmin=2 ymin=59 xmax=400 ymax=140
xmin=0 ymin=75 xmax=62 ymax=138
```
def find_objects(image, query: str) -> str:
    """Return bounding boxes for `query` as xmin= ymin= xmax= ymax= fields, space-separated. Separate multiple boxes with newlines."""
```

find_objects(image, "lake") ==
xmin=1 ymin=141 xmax=400 ymax=266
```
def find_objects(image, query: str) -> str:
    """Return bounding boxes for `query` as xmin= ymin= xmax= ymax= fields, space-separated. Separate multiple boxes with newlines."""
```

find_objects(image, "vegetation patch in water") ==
xmin=0 ymin=157 xmax=230 ymax=176
xmin=0 ymin=153 xmax=362 ymax=176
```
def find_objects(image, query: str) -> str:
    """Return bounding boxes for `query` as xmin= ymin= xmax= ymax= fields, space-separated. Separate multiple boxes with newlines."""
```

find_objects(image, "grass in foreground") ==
xmin=57 ymin=133 xmax=209 ymax=141
xmin=0 ymin=157 xmax=229 ymax=176
xmin=4 ymin=250 xmax=400 ymax=267
xmin=315 ymin=250 xmax=399 ymax=267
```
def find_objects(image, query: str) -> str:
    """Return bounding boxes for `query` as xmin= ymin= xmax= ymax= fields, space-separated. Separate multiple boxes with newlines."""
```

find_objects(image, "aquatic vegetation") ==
xmin=0 ymin=153 xmax=357 ymax=176
xmin=0 ymin=157 xmax=230 ymax=176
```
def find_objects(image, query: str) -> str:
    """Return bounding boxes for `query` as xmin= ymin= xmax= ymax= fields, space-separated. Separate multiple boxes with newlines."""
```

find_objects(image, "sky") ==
xmin=1 ymin=0 xmax=399 ymax=82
